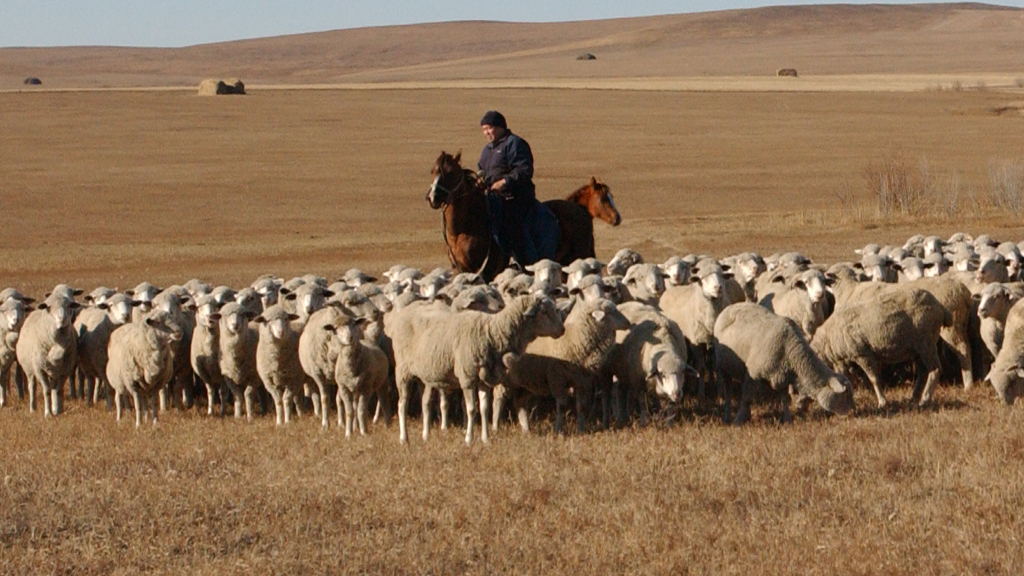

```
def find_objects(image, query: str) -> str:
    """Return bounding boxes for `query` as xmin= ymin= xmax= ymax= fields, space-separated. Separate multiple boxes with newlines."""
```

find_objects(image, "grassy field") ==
xmin=1 ymin=83 xmax=1024 ymax=573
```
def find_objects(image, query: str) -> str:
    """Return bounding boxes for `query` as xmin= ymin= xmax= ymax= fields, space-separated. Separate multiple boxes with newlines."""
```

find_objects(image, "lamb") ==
xmin=607 ymin=302 xmax=691 ymax=427
xmin=500 ymin=299 xmax=629 ymax=434
xmin=105 ymin=309 xmax=183 ymax=427
xmin=0 ymin=298 xmax=28 ymax=407
xmin=190 ymin=295 xmax=225 ymax=416
xmin=622 ymin=263 xmax=666 ymax=306
xmin=811 ymin=288 xmax=951 ymax=408
xmin=715 ymin=303 xmax=854 ymax=424
xmin=218 ymin=302 xmax=262 ymax=421
xmin=74 ymin=293 xmax=134 ymax=407
xmin=390 ymin=294 xmax=564 ymax=444
xmin=328 ymin=316 xmax=391 ymax=437
xmin=254 ymin=304 xmax=304 ymax=425
xmin=985 ymin=299 xmax=1024 ymax=404
xmin=15 ymin=291 xmax=80 ymax=417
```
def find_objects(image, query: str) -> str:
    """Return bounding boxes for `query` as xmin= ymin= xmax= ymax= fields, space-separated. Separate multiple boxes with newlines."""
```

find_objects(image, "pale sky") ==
xmin=3 ymin=0 xmax=1022 ymax=48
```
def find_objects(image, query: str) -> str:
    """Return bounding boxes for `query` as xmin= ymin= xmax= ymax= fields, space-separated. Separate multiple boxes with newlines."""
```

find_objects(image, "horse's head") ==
xmin=427 ymin=151 xmax=466 ymax=209
xmin=584 ymin=177 xmax=621 ymax=226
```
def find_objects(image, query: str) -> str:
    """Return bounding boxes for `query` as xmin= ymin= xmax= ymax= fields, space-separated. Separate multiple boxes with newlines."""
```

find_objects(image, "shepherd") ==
xmin=477 ymin=110 xmax=558 ymax=268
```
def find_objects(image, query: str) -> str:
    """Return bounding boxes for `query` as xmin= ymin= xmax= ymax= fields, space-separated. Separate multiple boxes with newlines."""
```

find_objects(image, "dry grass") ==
xmin=1 ymin=84 xmax=1024 ymax=573
xmin=0 ymin=384 xmax=1022 ymax=575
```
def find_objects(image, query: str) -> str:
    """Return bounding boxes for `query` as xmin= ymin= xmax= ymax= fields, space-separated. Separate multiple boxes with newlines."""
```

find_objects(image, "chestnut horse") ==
xmin=543 ymin=177 xmax=621 ymax=266
xmin=426 ymin=151 xmax=509 ymax=281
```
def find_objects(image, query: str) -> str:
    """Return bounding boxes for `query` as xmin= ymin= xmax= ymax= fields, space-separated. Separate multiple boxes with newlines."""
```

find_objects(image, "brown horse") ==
xmin=543 ymin=177 xmax=621 ymax=266
xmin=426 ymin=151 xmax=509 ymax=281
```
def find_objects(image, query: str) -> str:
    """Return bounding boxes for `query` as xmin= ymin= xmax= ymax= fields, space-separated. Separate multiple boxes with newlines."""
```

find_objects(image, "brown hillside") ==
xmin=1 ymin=3 xmax=1022 ymax=89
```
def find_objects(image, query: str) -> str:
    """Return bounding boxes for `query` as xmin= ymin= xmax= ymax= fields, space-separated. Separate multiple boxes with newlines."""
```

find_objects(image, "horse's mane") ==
xmin=567 ymin=179 xmax=607 ymax=202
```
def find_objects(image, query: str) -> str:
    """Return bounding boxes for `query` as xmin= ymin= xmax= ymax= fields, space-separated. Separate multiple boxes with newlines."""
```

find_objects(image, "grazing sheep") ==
xmin=909 ymin=276 xmax=976 ymax=389
xmin=105 ymin=310 xmax=183 ymax=427
xmin=606 ymin=249 xmax=644 ymax=277
xmin=0 ymin=299 xmax=28 ymax=407
xmin=190 ymin=295 xmax=225 ymax=416
xmin=390 ymin=294 xmax=564 ymax=444
xmin=607 ymin=302 xmax=691 ymax=427
xmin=715 ymin=303 xmax=854 ymax=424
xmin=985 ymin=299 xmax=1024 ymax=404
xmin=15 ymin=292 xmax=80 ymax=417
xmin=254 ymin=305 xmax=304 ymax=425
xmin=218 ymin=302 xmax=261 ymax=420
xmin=812 ymin=288 xmax=951 ymax=408
xmin=328 ymin=317 xmax=390 ymax=437
xmin=502 ymin=299 xmax=629 ymax=434
xmin=74 ymin=293 xmax=134 ymax=407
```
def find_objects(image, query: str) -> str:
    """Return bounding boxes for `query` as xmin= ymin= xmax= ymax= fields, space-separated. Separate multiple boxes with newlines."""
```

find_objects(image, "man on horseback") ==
xmin=478 ymin=110 xmax=557 ymax=267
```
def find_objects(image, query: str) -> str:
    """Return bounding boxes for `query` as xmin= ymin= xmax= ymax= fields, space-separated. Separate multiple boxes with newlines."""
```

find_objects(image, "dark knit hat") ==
xmin=480 ymin=110 xmax=507 ymax=129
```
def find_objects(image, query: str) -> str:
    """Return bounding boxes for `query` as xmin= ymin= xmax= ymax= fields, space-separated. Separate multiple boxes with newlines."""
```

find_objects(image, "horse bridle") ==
xmin=430 ymin=166 xmax=492 ymax=276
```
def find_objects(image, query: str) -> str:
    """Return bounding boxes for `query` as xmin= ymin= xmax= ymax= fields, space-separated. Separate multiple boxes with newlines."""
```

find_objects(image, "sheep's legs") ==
xmin=733 ymin=378 xmax=754 ymax=425
xmin=477 ymin=388 xmax=490 ymax=444
xmin=421 ymin=385 xmax=433 ymax=442
xmin=855 ymin=360 xmax=887 ymax=408
xmin=491 ymin=384 xmax=506 ymax=432
xmin=356 ymin=394 xmax=369 ymax=436
xmin=311 ymin=379 xmax=330 ymax=430
xmin=439 ymin=391 xmax=450 ymax=431
xmin=554 ymin=395 xmax=567 ymax=434
xmin=282 ymin=388 xmax=295 ymax=424
xmin=84 ymin=375 xmax=96 ymax=408
xmin=41 ymin=380 xmax=53 ymax=418
xmin=150 ymin=391 xmax=160 ymax=426
xmin=266 ymin=386 xmax=284 ymax=425
xmin=397 ymin=377 xmax=410 ymax=444
xmin=778 ymin=389 xmax=793 ymax=424
xmin=115 ymin=391 xmax=124 ymax=423
xmin=0 ymin=367 xmax=7 ymax=407
xmin=130 ymin=388 xmax=143 ymax=428
xmin=51 ymin=384 xmax=63 ymax=417
xmin=462 ymin=386 xmax=478 ymax=446
xmin=949 ymin=336 xmax=974 ymax=390
xmin=338 ymin=387 xmax=355 ymax=439
xmin=913 ymin=350 xmax=942 ymax=406
xmin=243 ymin=386 xmax=258 ymax=422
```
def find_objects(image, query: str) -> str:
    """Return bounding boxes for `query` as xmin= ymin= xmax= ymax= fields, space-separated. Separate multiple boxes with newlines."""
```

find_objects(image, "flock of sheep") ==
xmin=1 ymin=231 xmax=1023 ymax=444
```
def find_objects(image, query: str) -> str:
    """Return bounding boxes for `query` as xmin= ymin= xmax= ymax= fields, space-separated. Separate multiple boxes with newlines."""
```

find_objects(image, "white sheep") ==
xmin=254 ymin=304 xmax=304 ymax=425
xmin=0 ymin=298 xmax=28 ymax=407
xmin=607 ymin=302 xmax=691 ymax=427
xmin=985 ymin=299 xmax=1024 ymax=404
xmin=74 ymin=292 xmax=134 ymax=407
xmin=126 ymin=282 xmax=161 ymax=321
xmin=622 ymin=263 xmax=666 ymax=306
xmin=501 ymin=298 xmax=629 ymax=434
xmin=15 ymin=291 xmax=81 ymax=417
xmin=281 ymin=283 xmax=334 ymax=324
xmin=298 ymin=304 xmax=352 ymax=428
xmin=660 ymin=256 xmax=691 ymax=287
xmin=190 ymin=294 xmax=225 ymax=416
xmin=606 ymin=249 xmax=644 ymax=277
xmin=812 ymin=287 xmax=950 ymax=408
xmin=328 ymin=316 xmax=390 ymax=437
xmin=151 ymin=287 xmax=195 ymax=412
xmin=218 ymin=302 xmax=262 ymax=420
xmin=976 ymin=282 xmax=1024 ymax=361
xmin=105 ymin=309 xmax=183 ymax=427
xmin=715 ymin=303 xmax=854 ymax=424
xmin=390 ymin=294 xmax=564 ymax=444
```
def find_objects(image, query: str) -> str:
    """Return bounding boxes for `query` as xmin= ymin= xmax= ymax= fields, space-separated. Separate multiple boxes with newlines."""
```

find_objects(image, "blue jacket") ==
xmin=478 ymin=131 xmax=536 ymax=202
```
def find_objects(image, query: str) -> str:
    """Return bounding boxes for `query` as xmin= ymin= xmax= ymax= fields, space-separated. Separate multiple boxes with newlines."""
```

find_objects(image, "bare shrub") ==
xmin=975 ymin=81 xmax=987 ymax=92
xmin=1016 ymin=77 xmax=1024 ymax=88
xmin=864 ymin=149 xmax=930 ymax=216
xmin=988 ymin=158 xmax=1024 ymax=217
xmin=951 ymin=80 xmax=963 ymax=92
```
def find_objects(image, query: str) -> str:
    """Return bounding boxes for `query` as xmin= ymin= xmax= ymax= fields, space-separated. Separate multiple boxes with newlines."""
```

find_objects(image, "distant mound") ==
xmin=1 ymin=3 xmax=1021 ymax=87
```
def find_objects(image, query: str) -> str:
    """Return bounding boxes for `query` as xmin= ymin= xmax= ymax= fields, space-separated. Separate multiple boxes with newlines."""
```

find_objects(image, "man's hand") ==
xmin=489 ymin=178 xmax=507 ymax=193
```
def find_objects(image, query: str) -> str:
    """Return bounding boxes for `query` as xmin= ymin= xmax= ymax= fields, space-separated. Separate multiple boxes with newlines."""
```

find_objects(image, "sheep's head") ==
xmin=690 ymin=264 xmax=729 ymax=301
xmin=284 ymin=284 xmax=334 ymax=318
xmin=588 ymin=299 xmax=631 ymax=333
xmin=894 ymin=257 xmax=925 ymax=282
xmin=816 ymin=374 xmax=855 ymax=415
xmin=855 ymin=254 xmax=892 ymax=283
xmin=606 ymin=249 xmax=643 ymax=277
xmin=976 ymin=284 xmax=1018 ymax=320
xmin=647 ymin=349 xmax=688 ymax=404
xmin=986 ymin=364 xmax=1024 ymax=405
xmin=660 ymin=257 xmax=691 ymax=287
xmin=792 ymin=270 xmax=828 ymax=304
xmin=254 ymin=306 xmax=300 ymax=341
xmin=734 ymin=253 xmax=765 ymax=286
xmin=219 ymin=303 xmax=250 ymax=336
xmin=624 ymin=263 xmax=666 ymax=302
xmin=524 ymin=296 xmax=565 ymax=339
xmin=323 ymin=315 xmax=365 ymax=348
xmin=975 ymin=253 xmax=1008 ymax=284
xmin=37 ymin=295 xmax=80 ymax=330
xmin=144 ymin=310 xmax=184 ymax=343
xmin=99 ymin=294 xmax=135 ymax=325
xmin=0 ymin=299 xmax=27 ymax=332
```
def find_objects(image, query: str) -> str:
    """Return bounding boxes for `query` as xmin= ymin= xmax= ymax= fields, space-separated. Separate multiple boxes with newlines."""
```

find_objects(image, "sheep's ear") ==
xmin=130 ymin=300 xmax=143 ymax=307
xmin=73 ymin=289 xmax=83 ymax=296
xmin=590 ymin=176 xmax=599 ymax=187
xmin=646 ymin=352 xmax=663 ymax=379
xmin=720 ymin=264 xmax=732 ymax=272
xmin=771 ymin=275 xmax=786 ymax=284
xmin=852 ymin=262 xmax=863 ymax=269
xmin=38 ymin=302 xmax=50 ymax=311
xmin=287 ymin=314 xmax=300 ymax=321
xmin=454 ymin=151 xmax=462 ymax=164
xmin=590 ymin=309 xmax=606 ymax=323
xmin=322 ymin=290 xmax=335 ymax=298
xmin=124 ymin=290 xmax=134 ymax=297
xmin=891 ymin=264 xmax=903 ymax=272
xmin=923 ymin=262 xmax=935 ymax=269
xmin=279 ymin=287 xmax=291 ymax=295
xmin=353 ymin=316 xmax=370 ymax=327
xmin=688 ymin=275 xmax=701 ymax=284
xmin=972 ymin=293 xmax=982 ymax=301
xmin=822 ymin=275 xmax=835 ymax=286
xmin=21 ymin=297 xmax=35 ymax=305
xmin=43 ymin=292 xmax=51 ymax=299
xmin=97 ymin=303 xmax=110 ymax=310
xmin=321 ymin=324 xmax=336 ymax=333
xmin=84 ymin=295 xmax=95 ymax=303
xmin=435 ymin=293 xmax=453 ymax=304
xmin=145 ymin=317 xmax=158 ymax=327
xmin=722 ymin=272 xmax=734 ymax=280
xmin=69 ymin=302 xmax=81 ymax=310
xmin=793 ymin=280 xmax=807 ymax=291
xmin=284 ymin=293 xmax=296 ymax=301
xmin=569 ymin=286 xmax=582 ymax=296
xmin=253 ymin=316 xmax=266 ymax=324
xmin=209 ymin=313 xmax=222 ymax=322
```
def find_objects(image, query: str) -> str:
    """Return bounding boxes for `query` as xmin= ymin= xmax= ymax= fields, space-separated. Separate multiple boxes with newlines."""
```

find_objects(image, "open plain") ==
xmin=2 ymin=3 xmax=1024 ymax=574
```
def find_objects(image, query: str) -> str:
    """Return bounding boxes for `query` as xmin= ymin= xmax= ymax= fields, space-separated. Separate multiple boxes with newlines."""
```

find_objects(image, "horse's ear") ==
xmin=590 ymin=176 xmax=598 ymax=187
xmin=454 ymin=151 xmax=462 ymax=164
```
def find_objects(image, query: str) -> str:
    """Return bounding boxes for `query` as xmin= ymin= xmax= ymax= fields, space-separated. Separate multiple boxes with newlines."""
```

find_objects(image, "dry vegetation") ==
xmin=2 ymin=4 xmax=1024 ymax=570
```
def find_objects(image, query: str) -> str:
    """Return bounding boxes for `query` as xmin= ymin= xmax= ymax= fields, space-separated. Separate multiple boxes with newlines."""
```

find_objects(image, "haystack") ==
xmin=23 ymin=77 xmax=42 ymax=85
xmin=776 ymin=68 xmax=798 ymax=77
xmin=576 ymin=53 xmax=597 ymax=61
xmin=197 ymin=78 xmax=246 ymax=96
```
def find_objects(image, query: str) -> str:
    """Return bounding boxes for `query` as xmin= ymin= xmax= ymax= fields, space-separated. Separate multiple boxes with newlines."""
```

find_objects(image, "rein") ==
xmin=437 ymin=169 xmax=492 ymax=276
